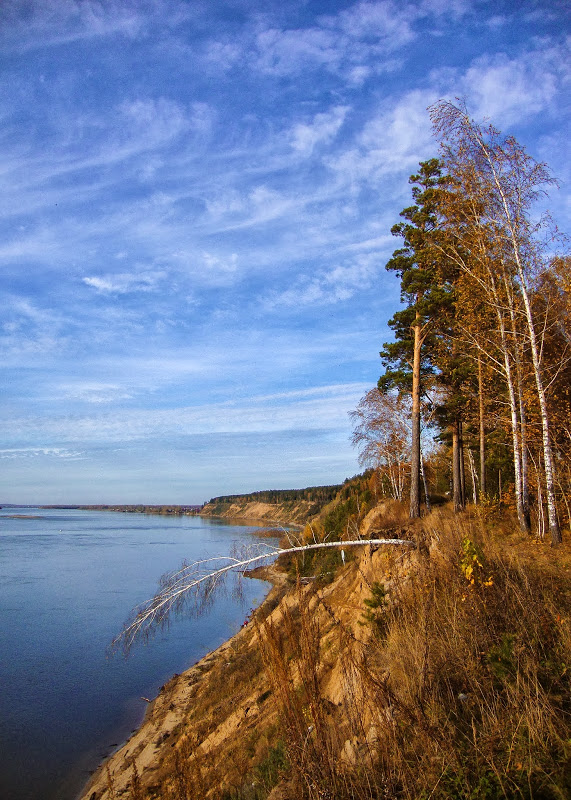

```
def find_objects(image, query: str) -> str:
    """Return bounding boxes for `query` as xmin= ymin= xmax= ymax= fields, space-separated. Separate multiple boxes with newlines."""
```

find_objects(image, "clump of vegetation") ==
xmin=361 ymin=581 xmax=388 ymax=635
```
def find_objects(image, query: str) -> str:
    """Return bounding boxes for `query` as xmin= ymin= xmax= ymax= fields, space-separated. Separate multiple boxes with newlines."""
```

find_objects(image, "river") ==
xmin=0 ymin=507 xmax=276 ymax=800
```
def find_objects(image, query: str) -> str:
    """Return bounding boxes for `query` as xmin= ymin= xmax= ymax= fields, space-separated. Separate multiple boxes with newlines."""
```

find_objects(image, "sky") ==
xmin=0 ymin=0 xmax=569 ymax=504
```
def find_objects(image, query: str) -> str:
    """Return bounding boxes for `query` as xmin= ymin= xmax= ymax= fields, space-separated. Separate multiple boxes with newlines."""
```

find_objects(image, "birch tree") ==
xmin=430 ymin=100 xmax=562 ymax=544
xmin=350 ymin=388 xmax=411 ymax=501
xmin=112 ymin=537 xmax=416 ymax=653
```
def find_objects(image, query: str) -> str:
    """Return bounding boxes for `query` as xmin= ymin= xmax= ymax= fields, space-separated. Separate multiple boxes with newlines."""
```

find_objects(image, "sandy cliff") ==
xmin=80 ymin=505 xmax=414 ymax=800
xmin=80 ymin=502 xmax=571 ymax=800
xmin=199 ymin=499 xmax=319 ymax=525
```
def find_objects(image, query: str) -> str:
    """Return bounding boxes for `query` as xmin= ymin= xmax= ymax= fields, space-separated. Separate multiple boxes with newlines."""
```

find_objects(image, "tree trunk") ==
xmin=501 ymin=328 xmax=527 ymax=533
xmin=518 ymin=386 xmax=531 ymax=532
xmin=420 ymin=447 xmax=431 ymax=512
xmin=506 ymin=273 xmax=531 ymax=533
xmin=488 ymin=272 xmax=528 ymax=532
xmin=459 ymin=419 xmax=466 ymax=508
xmin=410 ymin=312 xmax=422 ymax=518
xmin=467 ymin=448 xmax=478 ymax=504
xmin=517 ymin=275 xmax=561 ymax=544
xmin=452 ymin=419 xmax=463 ymax=512
xmin=478 ymin=355 xmax=486 ymax=498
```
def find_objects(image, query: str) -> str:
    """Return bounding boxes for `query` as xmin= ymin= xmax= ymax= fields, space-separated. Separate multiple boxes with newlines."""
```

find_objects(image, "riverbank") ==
xmin=79 ymin=502 xmax=571 ymax=800
xmin=199 ymin=499 xmax=319 ymax=526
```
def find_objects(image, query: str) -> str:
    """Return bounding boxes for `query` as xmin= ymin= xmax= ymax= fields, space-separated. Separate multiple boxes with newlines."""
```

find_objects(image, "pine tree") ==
xmin=379 ymin=159 xmax=452 ymax=518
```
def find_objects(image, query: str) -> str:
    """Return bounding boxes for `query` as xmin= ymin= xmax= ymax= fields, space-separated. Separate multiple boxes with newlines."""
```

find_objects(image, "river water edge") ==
xmin=0 ymin=508 xmax=276 ymax=800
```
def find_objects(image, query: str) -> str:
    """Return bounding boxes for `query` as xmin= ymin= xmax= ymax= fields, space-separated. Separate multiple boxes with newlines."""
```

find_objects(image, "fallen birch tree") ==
xmin=112 ymin=537 xmax=415 ymax=654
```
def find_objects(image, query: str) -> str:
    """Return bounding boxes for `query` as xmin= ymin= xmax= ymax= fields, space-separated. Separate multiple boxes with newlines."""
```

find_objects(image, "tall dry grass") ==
xmin=256 ymin=510 xmax=571 ymax=799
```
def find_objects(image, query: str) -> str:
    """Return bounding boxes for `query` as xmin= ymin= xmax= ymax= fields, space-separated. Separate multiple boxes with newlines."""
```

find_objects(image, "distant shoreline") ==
xmin=39 ymin=504 xmax=203 ymax=515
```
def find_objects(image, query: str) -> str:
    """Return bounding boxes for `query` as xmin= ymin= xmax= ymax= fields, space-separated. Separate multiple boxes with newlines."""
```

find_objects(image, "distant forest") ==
xmin=207 ymin=484 xmax=343 ymax=506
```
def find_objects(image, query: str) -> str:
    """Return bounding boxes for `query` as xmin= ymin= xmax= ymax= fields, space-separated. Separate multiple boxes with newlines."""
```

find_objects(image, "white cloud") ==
xmin=82 ymin=269 xmax=166 ymax=294
xmin=58 ymin=382 xmax=133 ymax=404
xmin=0 ymin=447 xmax=83 ymax=460
xmin=334 ymin=1 xmax=416 ymax=48
xmin=327 ymin=89 xmax=436 ymax=186
xmin=252 ymin=1 xmax=426 ymax=79
xmin=291 ymin=106 xmax=350 ymax=156
xmin=204 ymin=39 xmax=243 ymax=71
xmin=0 ymin=0 xmax=144 ymax=52
xmin=264 ymin=254 xmax=380 ymax=309
xmin=118 ymin=97 xmax=189 ymax=146
xmin=210 ymin=185 xmax=297 ymax=232
xmin=254 ymin=26 xmax=342 ymax=76
xmin=457 ymin=51 xmax=562 ymax=126
xmin=419 ymin=0 xmax=470 ymax=17
xmin=7 ymin=382 xmax=370 ymax=444
xmin=0 ymin=296 xmax=70 ymax=360
xmin=0 ymin=0 xmax=198 ymax=53
xmin=200 ymin=251 xmax=239 ymax=284
xmin=430 ymin=42 xmax=570 ymax=129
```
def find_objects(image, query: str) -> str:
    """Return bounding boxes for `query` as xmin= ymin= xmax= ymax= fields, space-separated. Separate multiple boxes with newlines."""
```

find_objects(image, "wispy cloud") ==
xmin=58 ymin=383 xmax=134 ymax=404
xmin=83 ymin=269 xmax=166 ymax=294
xmin=251 ymin=1 xmax=433 ymax=79
xmin=7 ymin=382 xmax=371 ymax=445
xmin=327 ymin=89 xmax=437 ymax=188
xmin=431 ymin=42 xmax=570 ymax=127
xmin=290 ymin=106 xmax=350 ymax=156
xmin=0 ymin=447 xmax=84 ymax=460
xmin=0 ymin=0 xmax=197 ymax=53
xmin=263 ymin=255 xmax=381 ymax=308
xmin=0 ymin=0 xmax=568 ymax=502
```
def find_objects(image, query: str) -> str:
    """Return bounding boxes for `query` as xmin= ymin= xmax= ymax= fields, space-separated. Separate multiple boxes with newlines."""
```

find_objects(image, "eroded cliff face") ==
xmin=80 ymin=504 xmax=415 ymax=800
xmin=199 ymin=499 xmax=320 ymax=525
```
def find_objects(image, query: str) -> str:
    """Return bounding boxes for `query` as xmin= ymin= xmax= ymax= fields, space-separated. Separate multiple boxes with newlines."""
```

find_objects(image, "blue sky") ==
xmin=1 ymin=0 xmax=569 ymax=504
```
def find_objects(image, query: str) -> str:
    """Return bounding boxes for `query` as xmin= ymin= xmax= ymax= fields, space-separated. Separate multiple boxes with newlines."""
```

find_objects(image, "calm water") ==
xmin=0 ymin=508 xmax=276 ymax=800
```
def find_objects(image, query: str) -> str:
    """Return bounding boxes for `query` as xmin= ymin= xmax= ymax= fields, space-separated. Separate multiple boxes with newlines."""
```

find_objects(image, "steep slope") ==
xmin=199 ymin=498 xmax=319 ymax=525
xmin=199 ymin=484 xmax=344 ymax=526
xmin=81 ymin=501 xmax=571 ymax=800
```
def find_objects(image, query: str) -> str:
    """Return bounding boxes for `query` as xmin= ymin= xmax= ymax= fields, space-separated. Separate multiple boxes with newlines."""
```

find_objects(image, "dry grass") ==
xmin=255 ymin=508 xmax=571 ymax=799
xmin=107 ymin=503 xmax=570 ymax=800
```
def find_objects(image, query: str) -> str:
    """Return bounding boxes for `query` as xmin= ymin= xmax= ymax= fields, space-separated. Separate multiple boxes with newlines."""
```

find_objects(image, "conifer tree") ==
xmin=379 ymin=159 xmax=451 ymax=517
